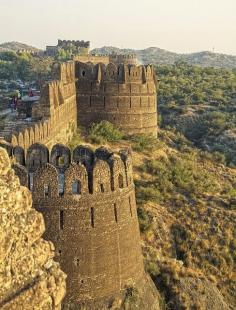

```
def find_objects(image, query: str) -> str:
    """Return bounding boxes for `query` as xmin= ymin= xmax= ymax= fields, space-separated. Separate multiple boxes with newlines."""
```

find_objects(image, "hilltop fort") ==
xmin=0 ymin=46 xmax=159 ymax=309
xmin=0 ymin=56 xmax=157 ymax=150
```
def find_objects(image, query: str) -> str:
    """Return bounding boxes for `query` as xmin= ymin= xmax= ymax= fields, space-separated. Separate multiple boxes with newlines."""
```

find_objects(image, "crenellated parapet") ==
xmin=109 ymin=53 xmax=138 ymax=65
xmin=2 ymin=142 xmax=134 ymax=197
xmin=1 ymin=61 xmax=77 ymax=150
xmin=76 ymin=61 xmax=158 ymax=135
xmin=76 ymin=61 xmax=155 ymax=83
xmin=33 ymin=62 xmax=76 ymax=120
xmin=1 ymin=142 xmax=144 ymax=306
xmin=58 ymin=39 xmax=90 ymax=49
xmin=52 ymin=61 xmax=75 ymax=84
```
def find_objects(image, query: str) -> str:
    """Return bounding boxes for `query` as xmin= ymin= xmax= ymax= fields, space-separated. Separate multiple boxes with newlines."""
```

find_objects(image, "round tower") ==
xmin=109 ymin=53 xmax=139 ymax=65
xmin=13 ymin=143 xmax=146 ymax=307
xmin=75 ymin=62 xmax=158 ymax=136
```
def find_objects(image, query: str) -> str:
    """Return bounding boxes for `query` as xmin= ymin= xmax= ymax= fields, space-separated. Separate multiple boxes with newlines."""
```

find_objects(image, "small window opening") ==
xmin=129 ymin=98 xmax=132 ymax=108
xmin=89 ymin=96 xmax=92 ymax=107
xmin=74 ymin=258 xmax=80 ymax=266
xmin=114 ymin=203 xmax=118 ymax=223
xmin=118 ymin=174 xmax=124 ymax=189
xmin=72 ymin=180 xmax=81 ymax=195
xmin=57 ymin=156 xmax=65 ymax=167
xmin=91 ymin=207 xmax=95 ymax=228
xmin=58 ymin=250 xmax=62 ymax=257
xmin=81 ymin=280 xmax=84 ymax=284
xmin=103 ymin=96 xmax=106 ymax=107
xmin=100 ymin=184 xmax=104 ymax=193
xmin=129 ymin=197 xmax=133 ymax=217
xmin=82 ymin=70 xmax=86 ymax=77
xmin=60 ymin=210 xmax=64 ymax=230
xmin=44 ymin=184 xmax=49 ymax=197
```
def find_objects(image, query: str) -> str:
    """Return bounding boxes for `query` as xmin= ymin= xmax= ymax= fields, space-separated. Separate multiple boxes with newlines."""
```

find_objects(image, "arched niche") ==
xmin=73 ymin=145 xmax=94 ymax=171
xmin=119 ymin=149 xmax=133 ymax=186
xmin=51 ymin=144 xmax=71 ymax=173
xmin=32 ymin=163 xmax=58 ymax=199
xmin=92 ymin=160 xmax=111 ymax=194
xmin=26 ymin=143 xmax=49 ymax=173
xmin=64 ymin=163 xmax=89 ymax=196
xmin=95 ymin=146 xmax=113 ymax=161
xmin=13 ymin=146 xmax=25 ymax=166
xmin=109 ymin=154 xmax=127 ymax=191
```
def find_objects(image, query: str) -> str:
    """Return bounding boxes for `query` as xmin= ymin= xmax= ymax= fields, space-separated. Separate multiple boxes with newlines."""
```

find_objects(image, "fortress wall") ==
xmin=3 ymin=62 xmax=77 ymax=151
xmin=76 ymin=62 xmax=158 ymax=135
xmin=2 ymin=143 xmax=145 ymax=304
xmin=109 ymin=54 xmax=138 ymax=65
xmin=74 ymin=55 xmax=110 ymax=65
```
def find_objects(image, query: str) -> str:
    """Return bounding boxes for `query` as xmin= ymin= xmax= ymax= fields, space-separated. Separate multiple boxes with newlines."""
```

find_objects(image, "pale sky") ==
xmin=0 ymin=0 xmax=235 ymax=55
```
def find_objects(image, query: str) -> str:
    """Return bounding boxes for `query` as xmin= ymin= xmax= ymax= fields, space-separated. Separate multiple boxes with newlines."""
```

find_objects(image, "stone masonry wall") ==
xmin=3 ymin=62 xmax=77 ymax=151
xmin=7 ymin=143 xmax=145 ymax=307
xmin=76 ymin=62 xmax=158 ymax=135
xmin=0 ymin=147 xmax=66 ymax=309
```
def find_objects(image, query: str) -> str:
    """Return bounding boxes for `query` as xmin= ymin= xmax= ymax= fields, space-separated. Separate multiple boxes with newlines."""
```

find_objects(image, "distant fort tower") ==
xmin=4 ymin=143 xmax=159 ymax=309
xmin=46 ymin=39 xmax=90 ymax=57
xmin=76 ymin=62 xmax=158 ymax=135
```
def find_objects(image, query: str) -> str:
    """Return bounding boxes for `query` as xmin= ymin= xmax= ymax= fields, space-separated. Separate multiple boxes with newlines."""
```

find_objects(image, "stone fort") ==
xmin=0 ymin=54 xmax=159 ymax=308
xmin=1 ymin=141 xmax=159 ymax=309
xmin=0 ymin=56 xmax=157 ymax=150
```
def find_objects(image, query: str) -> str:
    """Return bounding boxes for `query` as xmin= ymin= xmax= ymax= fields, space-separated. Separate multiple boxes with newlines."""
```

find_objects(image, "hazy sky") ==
xmin=0 ymin=0 xmax=235 ymax=54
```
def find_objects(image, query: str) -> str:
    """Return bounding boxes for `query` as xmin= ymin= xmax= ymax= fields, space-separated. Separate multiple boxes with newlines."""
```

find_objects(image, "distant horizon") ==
xmin=0 ymin=0 xmax=235 ymax=55
xmin=1 ymin=40 xmax=236 ymax=57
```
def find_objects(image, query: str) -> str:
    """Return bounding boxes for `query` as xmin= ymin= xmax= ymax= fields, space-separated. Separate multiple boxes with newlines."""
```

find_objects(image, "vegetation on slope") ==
xmin=92 ymin=46 xmax=236 ymax=69
xmin=69 ymin=121 xmax=236 ymax=309
xmin=0 ymin=51 xmax=53 ymax=81
xmin=157 ymin=62 xmax=236 ymax=167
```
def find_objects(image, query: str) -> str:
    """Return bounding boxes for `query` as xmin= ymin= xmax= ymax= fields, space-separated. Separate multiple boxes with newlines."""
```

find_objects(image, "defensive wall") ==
xmin=73 ymin=54 xmax=110 ymax=65
xmin=2 ymin=62 xmax=77 ymax=151
xmin=76 ymin=62 xmax=158 ymax=135
xmin=109 ymin=54 xmax=138 ymax=65
xmin=1 ymin=142 xmax=145 ymax=307
xmin=1 ymin=57 xmax=158 ymax=151
xmin=74 ymin=54 xmax=138 ymax=66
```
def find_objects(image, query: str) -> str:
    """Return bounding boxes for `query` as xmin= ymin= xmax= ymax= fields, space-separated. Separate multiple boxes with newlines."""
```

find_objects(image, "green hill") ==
xmin=91 ymin=46 xmax=236 ymax=69
xmin=0 ymin=41 xmax=40 ymax=52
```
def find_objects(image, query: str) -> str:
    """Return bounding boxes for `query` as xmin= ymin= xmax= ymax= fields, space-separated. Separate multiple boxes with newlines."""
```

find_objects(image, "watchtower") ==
xmin=11 ymin=143 xmax=146 ymax=308
xmin=75 ymin=62 xmax=158 ymax=136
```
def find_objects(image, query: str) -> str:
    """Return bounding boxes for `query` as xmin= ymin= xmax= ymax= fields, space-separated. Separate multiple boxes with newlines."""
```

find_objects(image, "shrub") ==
xmin=131 ymin=134 xmax=162 ymax=152
xmin=88 ymin=121 xmax=123 ymax=143
xmin=137 ymin=206 xmax=153 ymax=233
xmin=67 ymin=128 xmax=83 ymax=149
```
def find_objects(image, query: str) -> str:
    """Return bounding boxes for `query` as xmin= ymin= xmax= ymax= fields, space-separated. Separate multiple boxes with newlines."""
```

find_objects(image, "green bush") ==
xmin=137 ymin=206 xmax=153 ymax=233
xmin=88 ymin=121 xmax=123 ymax=144
xmin=131 ymin=134 xmax=162 ymax=152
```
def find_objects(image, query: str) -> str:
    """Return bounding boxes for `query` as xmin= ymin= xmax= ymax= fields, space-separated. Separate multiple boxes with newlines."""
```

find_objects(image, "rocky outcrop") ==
xmin=0 ymin=147 xmax=66 ymax=309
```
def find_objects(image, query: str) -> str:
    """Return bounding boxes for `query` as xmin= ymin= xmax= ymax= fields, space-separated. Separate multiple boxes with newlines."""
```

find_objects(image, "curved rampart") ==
xmin=109 ymin=53 xmax=138 ymax=65
xmin=1 ymin=143 xmax=144 ymax=305
xmin=76 ymin=62 xmax=157 ymax=135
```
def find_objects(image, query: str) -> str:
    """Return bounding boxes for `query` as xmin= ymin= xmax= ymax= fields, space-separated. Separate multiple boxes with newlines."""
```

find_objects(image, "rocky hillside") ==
xmin=68 ymin=122 xmax=236 ymax=309
xmin=0 ymin=41 xmax=40 ymax=52
xmin=0 ymin=146 xmax=66 ymax=309
xmin=91 ymin=46 xmax=236 ymax=69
